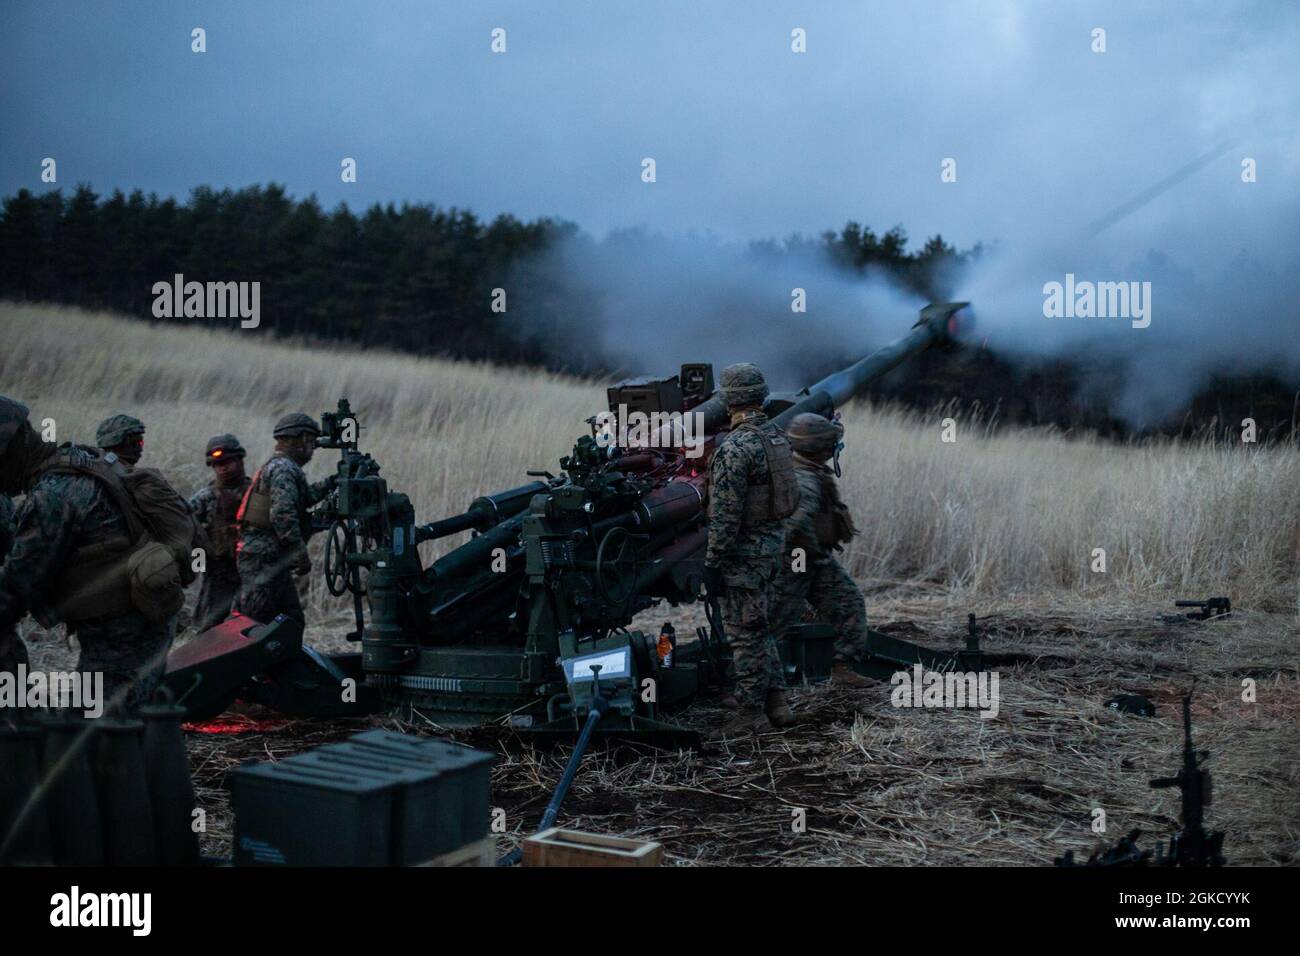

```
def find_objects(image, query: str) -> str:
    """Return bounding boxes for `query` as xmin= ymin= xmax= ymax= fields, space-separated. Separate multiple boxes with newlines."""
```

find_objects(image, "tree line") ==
xmin=0 ymin=184 xmax=969 ymax=373
xmin=6 ymin=183 xmax=1288 ymax=437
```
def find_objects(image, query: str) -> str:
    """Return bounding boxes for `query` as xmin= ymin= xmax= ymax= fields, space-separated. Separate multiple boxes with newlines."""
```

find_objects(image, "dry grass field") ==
xmin=6 ymin=302 xmax=1298 ymax=611
xmin=4 ymin=302 xmax=1297 ymax=865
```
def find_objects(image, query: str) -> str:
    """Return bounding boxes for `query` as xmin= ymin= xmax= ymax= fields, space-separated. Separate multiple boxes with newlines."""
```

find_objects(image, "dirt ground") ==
xmin=25 ymin=591 xmax=1295 ymax=867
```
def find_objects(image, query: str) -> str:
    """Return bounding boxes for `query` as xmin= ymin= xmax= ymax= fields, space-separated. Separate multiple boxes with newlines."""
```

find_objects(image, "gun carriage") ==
xmin=167 ymin=303 xmax=978 ymax=746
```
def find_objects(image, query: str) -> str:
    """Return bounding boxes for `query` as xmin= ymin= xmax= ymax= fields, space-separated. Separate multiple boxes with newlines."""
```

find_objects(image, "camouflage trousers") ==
xmin=770 ymin=556 xmax=868 ymax=663
xmin=717 ymin=574 xmax=786 ymax=710
xmin=194 ymin=563 xmax=241 ymax=633
xmin=73 ymin=611 xmax=174 ymax=716
xmin=0 ymin=628 xmax=29 ymax=721
xmin=0 ymin=628 xmax=27 ymax=673
xmin=234 ymin=551 xmax=305 ymax=626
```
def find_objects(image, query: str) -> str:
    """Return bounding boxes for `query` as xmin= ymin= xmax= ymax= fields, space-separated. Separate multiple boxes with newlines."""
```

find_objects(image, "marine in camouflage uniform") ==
xmin=188 ymin=433 xmax=251 ymax=632
xmin=95 ymin=413 xmax=146 ymax=467
xmin=94 ymin=412 xmax=193 ymax=646
xmin=0 ymin=397 xmax=173 ymax=715
xmin=0 ymin=493 xmax=14 ymax=552
xmin=703 ymin=364 xmax=800 ymax=731
xmin=770 ymin=413 xmax=873 ymax=687
xmin=234 ymin=413 xmax=334 ymax=626
xmin=0 ymin=490 xmax=25 ymax=680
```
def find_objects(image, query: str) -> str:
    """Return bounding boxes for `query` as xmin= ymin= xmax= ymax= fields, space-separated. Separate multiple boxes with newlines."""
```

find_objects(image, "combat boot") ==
xmin=717 ymin=708 xmax=769 ymax=737
xmin=765 ymin=689 xmax=796 ymax=728
xmin=831 ymin=662 xmax=875 ymax=688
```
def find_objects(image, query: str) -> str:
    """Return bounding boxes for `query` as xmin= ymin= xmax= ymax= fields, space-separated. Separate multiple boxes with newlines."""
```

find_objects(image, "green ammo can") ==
xmin=230 ymin=758 xmax=396 ymax=866
xmin=303 ymin=746 xmax=465 ymax=864
xmin=346 ymin=730 xmax=494 ymax=849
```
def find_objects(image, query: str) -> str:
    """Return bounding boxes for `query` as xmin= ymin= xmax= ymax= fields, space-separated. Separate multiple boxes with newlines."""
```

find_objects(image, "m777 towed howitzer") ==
xmin=165 ymin=302 xmax=986 ymax=744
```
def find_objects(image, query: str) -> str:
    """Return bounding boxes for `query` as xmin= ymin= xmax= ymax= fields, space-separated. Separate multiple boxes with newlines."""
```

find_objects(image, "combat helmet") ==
xmin=787 ymin=412 xmax=847 ymax=475
xmin=786 ymin=413 xmax=844 ymax=455
xmin=205 ymin=433 xmax=246 ymax=464
xmin=272 ymin=412 xmax=321 ymax=439
xmin=718 ymin=363 xmax=769 ymax=409
xmin=95 ymin=413 xmax=145 ymax=449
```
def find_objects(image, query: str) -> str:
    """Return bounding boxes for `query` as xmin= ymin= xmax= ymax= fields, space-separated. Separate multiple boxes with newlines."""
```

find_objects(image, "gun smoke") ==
xmin=512 ymin=203 xmax=1300 ymax=431
xmin=957 ymin=207 xmax=1300 ymax=427
xmin=512 ymin=228 xmax=926 ymax=392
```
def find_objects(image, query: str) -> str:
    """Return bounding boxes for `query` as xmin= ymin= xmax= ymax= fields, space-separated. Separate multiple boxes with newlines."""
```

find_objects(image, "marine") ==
xmin=95 ymin=412 xmax=197 ymax=645
xmin=188 ymin=433 xmax=251 ymax=632
xmin=234 ymin=413 xmax=334 ymax=626
xmin=770 ymin=413 xmax=873 ymax=687
xmin=0 ymin=489 xmax=24 ymax=682
xmin=702 ymin=363 xmax=800 ymax=733
xmin=0 ymin=397 xmax=181 ymax=714
xmin=95 ymin=413 xmax=146 ymax=468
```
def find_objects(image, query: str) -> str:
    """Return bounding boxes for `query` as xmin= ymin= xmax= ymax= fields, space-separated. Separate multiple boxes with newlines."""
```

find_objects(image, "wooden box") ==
xmin=521 ymin=828 xmax=663 ymax=867
xmin=416 ymin=836 xmax=496 ymax=867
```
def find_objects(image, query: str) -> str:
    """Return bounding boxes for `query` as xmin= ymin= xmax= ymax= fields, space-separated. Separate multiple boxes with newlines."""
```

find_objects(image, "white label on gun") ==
xmin=567 ymin=650 xmax=630 ymax=682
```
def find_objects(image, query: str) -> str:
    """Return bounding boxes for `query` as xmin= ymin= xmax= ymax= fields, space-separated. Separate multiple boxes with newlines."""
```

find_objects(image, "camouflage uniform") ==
xmin=93 ymin=414 xmax=191 ymax=652
xmin=189 ymin=434 xmax=250 ymax=632
xmin=704 ymin=365 xmax=797 ymax=712
xmin=771 ymin=456 xmax=868 ymax=665
xmin=0 ymin=494 xmax=14 ymax=553
xmin=0 ymin=411 xmax=172 ymax=715
xmin=0 ymin=491 xmax=25 ymax=677
xmin=190 ymin=477 xmax=250 ymax=631
xmin=234 ymin=416 xmax=331 ymax=626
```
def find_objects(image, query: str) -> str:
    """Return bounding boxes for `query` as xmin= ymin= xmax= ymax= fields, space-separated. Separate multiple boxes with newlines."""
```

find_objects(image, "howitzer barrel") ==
xmin=653 ymin=301 xmax=971 ymax=445
xmin=771 ymin=301 xmax=971 ymax=427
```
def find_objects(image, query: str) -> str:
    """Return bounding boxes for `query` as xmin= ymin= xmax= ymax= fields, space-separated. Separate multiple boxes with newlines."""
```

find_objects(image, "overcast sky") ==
xmin=2 ymin=1 xmax=1297 ymax=258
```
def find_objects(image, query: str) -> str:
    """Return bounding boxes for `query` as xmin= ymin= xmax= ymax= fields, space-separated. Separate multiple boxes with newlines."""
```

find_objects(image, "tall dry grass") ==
xmin=4 ymin=302 xmax=1298 ymax=612
xmin=839 ymin=408 xmax=1300 ymax=609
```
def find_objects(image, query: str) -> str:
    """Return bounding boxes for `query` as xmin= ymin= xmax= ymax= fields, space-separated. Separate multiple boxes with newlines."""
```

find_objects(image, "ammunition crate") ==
xmin=231 ymin=760 xmax=396 ymax=866
xmin=347 ymin=730 xmax=494 ymax=849
xmin=231 ymin=730 xmax=494 ymax=866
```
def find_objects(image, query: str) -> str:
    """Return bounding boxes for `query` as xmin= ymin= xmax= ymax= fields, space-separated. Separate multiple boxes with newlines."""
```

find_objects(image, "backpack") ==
xmin=38 ymin=452 xmax=198 ymax=625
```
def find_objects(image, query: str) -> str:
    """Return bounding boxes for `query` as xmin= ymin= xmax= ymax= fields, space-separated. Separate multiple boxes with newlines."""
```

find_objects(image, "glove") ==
xmin=702 ymin=564 xmax=726 ymax=598
xmin=292 ymin=547 xmax=312 ymax=577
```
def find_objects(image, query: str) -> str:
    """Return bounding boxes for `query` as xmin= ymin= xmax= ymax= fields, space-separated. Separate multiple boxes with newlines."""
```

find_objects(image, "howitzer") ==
xmin=166 ymin=302 xmax=980 ymax=741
